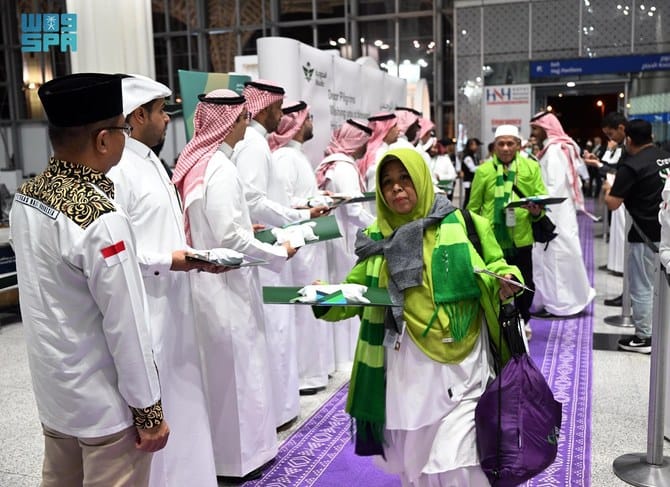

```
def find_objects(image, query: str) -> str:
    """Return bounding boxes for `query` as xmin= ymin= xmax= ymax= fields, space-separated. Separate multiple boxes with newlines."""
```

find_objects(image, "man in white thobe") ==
xmin=315 ymin=120 xmax=374 ymax=366
xmin=107 ymin=75 xmax=218 ymax=487
xmin=172 ymin=90 xmax=297 ymax=483
xmin=269 ymin=101 xmax=335 ymax=387
xmin=359 ymin=112 xmax=399 ymax=192
xmin=529 ymin=111 xmax=595 ymax=316
xmin=233 ymin=80 xmax=329 ymax=422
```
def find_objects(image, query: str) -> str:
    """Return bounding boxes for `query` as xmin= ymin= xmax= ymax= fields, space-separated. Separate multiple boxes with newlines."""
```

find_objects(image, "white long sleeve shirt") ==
xmin=10 ymin=158 xmax=161 ymax=438
xmin=232 ymin=121 xmax=309 ymax=226
xmin=271 ymin=140 xmax=320 ymax=205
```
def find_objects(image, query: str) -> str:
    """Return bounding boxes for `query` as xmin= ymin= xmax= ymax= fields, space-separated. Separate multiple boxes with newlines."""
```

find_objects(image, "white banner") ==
xmin=258 ymin=37 xmax=406 ymax=168
xmin=482 ymin=84 xmax=532 ymax=144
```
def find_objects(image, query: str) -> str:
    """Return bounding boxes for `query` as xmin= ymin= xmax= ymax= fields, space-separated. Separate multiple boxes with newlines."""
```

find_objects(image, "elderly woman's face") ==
xmin=380 ymin=159 xmax=417 ymax=215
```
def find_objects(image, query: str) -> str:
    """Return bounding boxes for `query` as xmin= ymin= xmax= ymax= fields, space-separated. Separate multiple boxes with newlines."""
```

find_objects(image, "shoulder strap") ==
xmin=460 ymin=209 xmax=483 ymax=258
xmin=512 ymin=184 xmax=526 ymax=199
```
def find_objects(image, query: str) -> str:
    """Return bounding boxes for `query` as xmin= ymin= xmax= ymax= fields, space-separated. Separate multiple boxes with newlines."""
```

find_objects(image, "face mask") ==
xmin=524 ymin=146 xmax=533 ymax=155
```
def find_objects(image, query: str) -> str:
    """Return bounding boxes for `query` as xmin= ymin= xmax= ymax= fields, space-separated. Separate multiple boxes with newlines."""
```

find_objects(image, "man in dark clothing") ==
xmin=605 ymin=119 xmax=670 ymax=353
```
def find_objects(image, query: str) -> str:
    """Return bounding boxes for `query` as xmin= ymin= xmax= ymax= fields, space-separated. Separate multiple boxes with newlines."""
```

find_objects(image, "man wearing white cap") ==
xmin=173 ymin=89 xmax=297 ymax=483
xmin=107 ymin=74 xmax=218 ymax=487
xmin=269 ymin=101 xmax=335 ymax=399
xmin=467 ymin=124 xmax=546 ymax=327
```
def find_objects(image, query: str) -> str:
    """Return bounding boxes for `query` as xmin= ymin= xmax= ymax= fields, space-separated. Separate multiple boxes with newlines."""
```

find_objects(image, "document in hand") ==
xmin=505 ymin=196 xmax=567 ymax=209
xmin=254 ymin=215 xmax=342 ymax=246
xmin=186 ymin=251 xmax=268 ymax=268
xmin=473 ymin=268 xmax=534 ymax=293
xmin=262 ymin=285 xmax=399 ymax=307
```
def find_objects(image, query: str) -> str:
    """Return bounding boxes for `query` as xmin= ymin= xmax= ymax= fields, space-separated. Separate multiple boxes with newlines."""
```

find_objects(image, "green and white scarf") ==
xmin=492 ymin=156 xmax=517 ymax=257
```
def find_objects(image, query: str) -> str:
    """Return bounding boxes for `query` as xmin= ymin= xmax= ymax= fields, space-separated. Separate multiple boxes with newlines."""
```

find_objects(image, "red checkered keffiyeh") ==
xmin=316 ymin=119 xmax=371 ymax=190
xmin=243 ymin=79 xmax=285 ymax=118
xmin=268 ymin=100 xmax=309 ymax=151
xmin=172 ymin=88 xmax=245 ymax=244
xmin=531 ymin=111 xmax=585 ymax=211
xmin=418 ymin=117 xmax=435 ymax=140
xmin=395 ymin=107 xmax=420 ymax=135
xmin=357 ymin=112 xmax=396 ymax=184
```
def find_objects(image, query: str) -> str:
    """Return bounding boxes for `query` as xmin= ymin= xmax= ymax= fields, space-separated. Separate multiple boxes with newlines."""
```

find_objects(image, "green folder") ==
xmin=437 ymin=179 xmax=454 ymax=192
xmin=262 ymin=286 xmax=399 ymax=307
xmin=255 ymin=215 xmax=342 ymax=245
xmin=505 ymin=196 xmax=566 ymax=208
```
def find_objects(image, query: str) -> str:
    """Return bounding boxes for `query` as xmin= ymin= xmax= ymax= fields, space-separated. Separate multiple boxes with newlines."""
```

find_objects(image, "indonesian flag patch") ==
xmin=101 ymin=241 xmax=128 ymax=266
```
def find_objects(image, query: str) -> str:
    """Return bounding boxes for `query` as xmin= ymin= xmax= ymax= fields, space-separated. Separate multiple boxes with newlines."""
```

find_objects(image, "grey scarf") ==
xmin=354 ymin=194 xmax=456 ymax=333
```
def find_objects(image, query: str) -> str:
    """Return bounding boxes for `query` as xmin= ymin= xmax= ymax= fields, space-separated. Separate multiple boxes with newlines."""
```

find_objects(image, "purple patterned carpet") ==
xmin=248 ymin=210 xmax=594 ymax=487
xmin=523 ymin=208 xmax=594 ymax=486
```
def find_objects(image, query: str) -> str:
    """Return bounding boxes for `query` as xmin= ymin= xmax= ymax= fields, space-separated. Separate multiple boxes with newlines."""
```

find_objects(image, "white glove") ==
xmin=271 ymin=222 xmax=319 ymax=248
xmin=293 ymin=284 xmax=370 ymax=304
xmin=207 ymin=248 xmax=244 ymax=266
xmin=307 ymin=195 xmax=334 ymax=207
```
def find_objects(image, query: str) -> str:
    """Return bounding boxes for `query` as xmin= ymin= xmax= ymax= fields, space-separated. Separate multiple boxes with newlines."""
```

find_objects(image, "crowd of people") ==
xmin=9 ymin=71 xmax=670 ymax=487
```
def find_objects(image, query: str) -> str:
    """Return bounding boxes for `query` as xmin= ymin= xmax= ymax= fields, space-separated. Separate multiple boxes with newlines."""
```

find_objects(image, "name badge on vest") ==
xmin=506 ymin=207 xmax=516 ymax=227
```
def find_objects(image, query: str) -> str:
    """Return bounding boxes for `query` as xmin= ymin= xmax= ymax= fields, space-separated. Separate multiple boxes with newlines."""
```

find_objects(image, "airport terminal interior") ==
xmin=1 ymin=0 xmax=670 ymax=486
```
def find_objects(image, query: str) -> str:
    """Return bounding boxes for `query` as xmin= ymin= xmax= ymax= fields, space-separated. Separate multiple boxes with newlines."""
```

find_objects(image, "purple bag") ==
xmin=475 ymin=303 xmax=562 ymax=486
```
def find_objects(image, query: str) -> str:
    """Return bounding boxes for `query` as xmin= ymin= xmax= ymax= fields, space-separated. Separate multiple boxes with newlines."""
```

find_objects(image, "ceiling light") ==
xmin=374 ymin=39 xmax=383 ymax=47
xmin=566 ymin=81 xmax=576 ymax=87
xmin=461 ymin=29 xmax=467 ymax=35
xmin=337 ymin=37 xmax=346 ymax=45
xmin=547 ymin=105 xmax=553 ymax=112
xmin=329 ymin=39 xmax=337 ymax=47
xmin=619 ymin=92 xmax=625 ymax=98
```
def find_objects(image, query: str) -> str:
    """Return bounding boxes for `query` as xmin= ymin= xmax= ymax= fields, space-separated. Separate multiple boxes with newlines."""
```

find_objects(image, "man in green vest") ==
xmin=467 ymin=124 xmax=547 ymax=327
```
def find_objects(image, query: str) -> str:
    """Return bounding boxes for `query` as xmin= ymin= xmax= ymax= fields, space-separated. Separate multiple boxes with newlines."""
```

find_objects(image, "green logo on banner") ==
xmin=303 ymin=62 xmax=315 ymax=82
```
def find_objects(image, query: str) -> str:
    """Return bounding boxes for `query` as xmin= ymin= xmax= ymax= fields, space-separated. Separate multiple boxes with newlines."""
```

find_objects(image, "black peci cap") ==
xmin=38 ymin=73 xmax=123 ymax=127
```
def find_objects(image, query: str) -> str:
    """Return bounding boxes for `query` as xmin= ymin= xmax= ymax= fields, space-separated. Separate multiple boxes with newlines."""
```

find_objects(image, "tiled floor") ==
xmin=0 ymin=198 xmax=666 ymax=486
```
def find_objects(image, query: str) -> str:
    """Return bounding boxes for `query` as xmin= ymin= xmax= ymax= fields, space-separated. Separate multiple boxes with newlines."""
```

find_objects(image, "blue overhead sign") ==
xmin=530 ymin=53 xmax=670 ymax=79
xmin=631 ymin=113 xmax=670 ymax=124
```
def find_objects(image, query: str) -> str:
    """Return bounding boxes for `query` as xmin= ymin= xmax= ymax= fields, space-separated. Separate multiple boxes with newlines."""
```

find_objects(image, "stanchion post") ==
xmin=612 ymin=259 xmax=670 ymax=486
xmin=605 ymin=212 xmax=634 ymax=327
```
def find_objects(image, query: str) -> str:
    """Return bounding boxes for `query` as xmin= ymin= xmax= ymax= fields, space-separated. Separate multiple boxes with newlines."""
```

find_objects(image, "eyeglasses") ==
xmin=94 ymin=123 xmax=133 ymax=136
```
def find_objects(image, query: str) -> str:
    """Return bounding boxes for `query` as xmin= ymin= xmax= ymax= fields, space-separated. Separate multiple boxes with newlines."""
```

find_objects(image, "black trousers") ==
xmin=506 ymin=245 xmax=534 ymax=323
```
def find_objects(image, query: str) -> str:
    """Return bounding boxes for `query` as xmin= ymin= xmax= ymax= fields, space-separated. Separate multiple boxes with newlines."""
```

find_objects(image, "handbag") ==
xmin=530 ymin=214 xmax=557 ymax=243
xmin=512 ymin=185 xmax=557 ymax=244
xmin=475 ymin=301 xmax=562 ymax=486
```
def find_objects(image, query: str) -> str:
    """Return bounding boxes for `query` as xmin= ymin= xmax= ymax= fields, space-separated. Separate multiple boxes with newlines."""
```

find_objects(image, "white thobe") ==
xmin=429 ymin=154 xmax=457 ymax=186
xmin=233 ymin=121 xmax=309 ymax=226
xmin=273 ymin=141 xmax=335 ymax=383
xmin=234 ymin=123 xmax=312 ymax=414
xmin=603 ymin=148 xmax=626 ymax=273
xmin=107 ymin=138 xmax=217 ymax=487
xmin=531 ymin=142 xmax=595 ymax=315
xmin=186 ymin=148 xmax=287 ymax=476
xmin=10 ymin=163 xmax=161 ymax=438
xmin=316 ymin=154 xmax=374 ymax=367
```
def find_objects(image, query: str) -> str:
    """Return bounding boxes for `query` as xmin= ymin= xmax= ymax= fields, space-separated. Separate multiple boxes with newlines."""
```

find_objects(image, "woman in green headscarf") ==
xmin=315 ymin=148 xmax=523 ymax=486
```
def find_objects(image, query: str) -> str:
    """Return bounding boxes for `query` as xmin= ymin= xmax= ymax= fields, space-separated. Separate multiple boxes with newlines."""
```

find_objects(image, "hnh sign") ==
xmin=486 ymin=87 xmax=512 ymax=102
xmin=21 ymin=13 xmax=77 ymax=52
